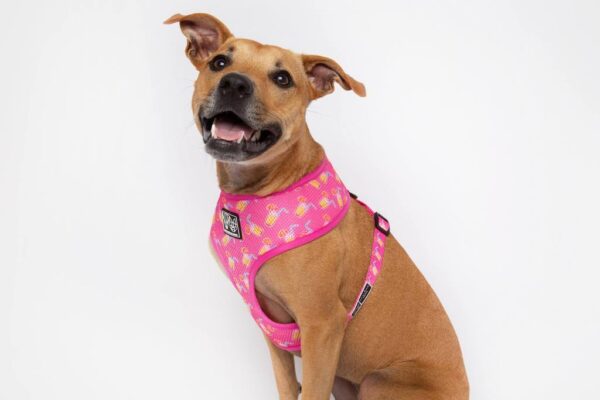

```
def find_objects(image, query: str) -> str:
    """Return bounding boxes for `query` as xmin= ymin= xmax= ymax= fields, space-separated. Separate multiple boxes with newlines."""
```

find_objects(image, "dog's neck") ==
xmin=215 ymin=129 xmax=324 ymax=196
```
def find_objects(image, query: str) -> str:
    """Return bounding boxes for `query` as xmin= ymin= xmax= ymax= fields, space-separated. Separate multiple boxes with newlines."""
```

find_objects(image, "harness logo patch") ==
xmin=221 ymin=208 xmax=242 ymax=239
xmin=351 ymin=283 xmax=372 ymax=317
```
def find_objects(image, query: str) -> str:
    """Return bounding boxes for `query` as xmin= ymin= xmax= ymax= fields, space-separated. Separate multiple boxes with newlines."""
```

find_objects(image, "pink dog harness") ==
xmin=209 ymin=157 xmax=390 ymax=351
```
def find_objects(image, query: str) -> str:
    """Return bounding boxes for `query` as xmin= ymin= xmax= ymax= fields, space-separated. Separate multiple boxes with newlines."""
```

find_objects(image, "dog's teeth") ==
xmin=237 ymin=135 xmax=244 ymax=144
xmin=210 ymin=123 xmax=217 ymax=138
xmin=252 ymin=131 xmax=261 ymax=142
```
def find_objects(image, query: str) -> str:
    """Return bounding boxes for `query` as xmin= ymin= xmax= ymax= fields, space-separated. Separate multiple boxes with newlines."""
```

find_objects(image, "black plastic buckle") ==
xmin=374 ymin=212 xmax=391 ymax=236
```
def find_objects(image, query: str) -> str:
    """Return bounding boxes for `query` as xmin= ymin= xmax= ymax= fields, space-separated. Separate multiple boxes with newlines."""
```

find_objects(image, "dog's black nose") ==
xmin=218 ymin=73 xmax=254 ymax=99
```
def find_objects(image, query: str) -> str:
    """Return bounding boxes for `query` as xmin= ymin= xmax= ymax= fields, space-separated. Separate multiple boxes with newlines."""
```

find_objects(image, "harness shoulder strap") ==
xmin=347 ymin=193 xmax=390 ymax=320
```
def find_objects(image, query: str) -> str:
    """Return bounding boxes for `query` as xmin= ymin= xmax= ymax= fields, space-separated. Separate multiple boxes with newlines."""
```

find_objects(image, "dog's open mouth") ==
xmin=201 ymin=110 xmax=281 ymax=161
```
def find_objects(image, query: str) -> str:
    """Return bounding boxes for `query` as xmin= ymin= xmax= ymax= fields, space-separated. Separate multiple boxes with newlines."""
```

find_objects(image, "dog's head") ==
xmin=165 ymin=13 xmax=365 ymax=163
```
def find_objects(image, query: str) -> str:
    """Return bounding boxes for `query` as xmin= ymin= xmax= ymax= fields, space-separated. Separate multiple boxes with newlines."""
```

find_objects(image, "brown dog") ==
xmin=165 ymin=12 xmax=468 ymax=400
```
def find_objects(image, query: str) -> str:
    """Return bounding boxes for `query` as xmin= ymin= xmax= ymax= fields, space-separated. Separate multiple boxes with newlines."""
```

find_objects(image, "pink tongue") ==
xmin=212 ymin=118 xmax=254 ymax=142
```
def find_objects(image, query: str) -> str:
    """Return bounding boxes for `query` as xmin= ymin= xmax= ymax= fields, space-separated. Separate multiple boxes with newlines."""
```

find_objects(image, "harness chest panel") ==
xmin=209 ymin=158 xmax=389 ymax=351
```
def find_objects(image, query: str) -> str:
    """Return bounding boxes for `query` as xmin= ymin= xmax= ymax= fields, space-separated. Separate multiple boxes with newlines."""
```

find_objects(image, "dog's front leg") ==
xmin=266 ymin=336 xmax=301 ymax=400
xmin=297 ymin=303 xmax=347 ymax=400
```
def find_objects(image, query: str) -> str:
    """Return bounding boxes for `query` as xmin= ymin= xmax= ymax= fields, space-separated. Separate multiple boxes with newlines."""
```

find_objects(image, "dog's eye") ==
xmin=271 ymin=71 xmax=293 ymax=88
xmin=209 ymin=55 xmax=230 ymax=72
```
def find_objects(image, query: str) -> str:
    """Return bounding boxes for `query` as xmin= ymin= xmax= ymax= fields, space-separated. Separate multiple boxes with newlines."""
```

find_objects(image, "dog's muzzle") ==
xmin=199 ymin=73 xmax=282 ymax=162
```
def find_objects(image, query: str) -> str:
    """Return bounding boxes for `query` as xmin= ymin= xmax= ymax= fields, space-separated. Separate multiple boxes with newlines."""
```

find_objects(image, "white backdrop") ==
xmin=1 ymin=1 xmax=599 ymax=399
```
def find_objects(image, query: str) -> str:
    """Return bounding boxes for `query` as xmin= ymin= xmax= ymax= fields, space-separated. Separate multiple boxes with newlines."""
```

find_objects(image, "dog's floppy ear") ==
xmin=164 ymin=13 xmax=233 ymax=70
xmin=302 ymin=54 xmax=366 ymax=99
